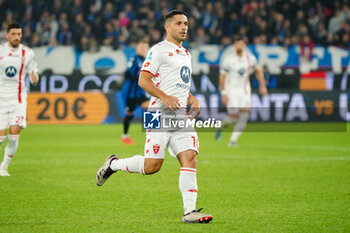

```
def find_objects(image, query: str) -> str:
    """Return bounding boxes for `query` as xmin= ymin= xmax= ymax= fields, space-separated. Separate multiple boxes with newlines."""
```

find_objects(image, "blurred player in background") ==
xmin=121 ymin=39 xmax=150 ymax=145
xmin=0 ymin=22 xmax=38 ymax=176
xmin=96 ymin=10 xmax=213 ymax=223
xmin=216 ymin=36 xmax=267 ymax=146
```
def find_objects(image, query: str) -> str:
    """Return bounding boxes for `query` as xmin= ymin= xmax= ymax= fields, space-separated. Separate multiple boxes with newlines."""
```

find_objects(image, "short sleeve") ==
xmin=26 ymin=49 xmax=38 ymax=74
xmin=219 ymin=56 xmax=230 ymax=75
xmin=250 ymin=54 xmax=257 ymax=70
xmin=140 ymin=46 xmax=162 ymax=76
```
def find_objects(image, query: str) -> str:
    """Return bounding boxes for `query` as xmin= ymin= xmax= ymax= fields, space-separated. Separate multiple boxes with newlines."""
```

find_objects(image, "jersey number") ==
xmin=191 ymin=136 xmax=199 ymax=150
xmin=15 ymin=116 xmax=24 ymax=123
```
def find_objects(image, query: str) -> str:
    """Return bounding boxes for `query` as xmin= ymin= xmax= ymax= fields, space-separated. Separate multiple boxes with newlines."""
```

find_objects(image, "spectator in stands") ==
xmin=57 ymin=23 xmax=72 ymax=45
xmin=0 ymin=0 xmax=348 ymax=48
xmin=328 ymin=10 xmax=344 ymax=35
xmin=103 ymin=21 xmax=118 ymax=49
xmin=72 ymin=13 xmax=85 ymax=45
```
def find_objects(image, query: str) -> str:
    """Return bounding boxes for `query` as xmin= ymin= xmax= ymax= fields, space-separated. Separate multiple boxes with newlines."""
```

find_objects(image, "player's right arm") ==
xmin=219 ymin=73 xmax=228 ymax=105
xmin=139 ymin=71 xmax=180 ymax=111
xmin=139 ymin=45 xmax=180 ymax=111
xmin=219 ymin=57 xmax=230 ymax=105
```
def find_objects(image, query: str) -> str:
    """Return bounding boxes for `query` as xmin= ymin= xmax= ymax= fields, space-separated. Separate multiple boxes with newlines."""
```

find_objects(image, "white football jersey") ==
xmin=141 ymin=40 xmax=192 ymax=115
xmin=0 ymin=43 xmax=37 ymax=111
xmin=220 ymin=51 xmax=257 ymax=95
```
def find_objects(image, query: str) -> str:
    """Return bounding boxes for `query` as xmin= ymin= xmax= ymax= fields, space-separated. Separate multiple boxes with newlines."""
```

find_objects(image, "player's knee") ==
xmin=187 ymin=154 xmax=197 ymax=168
xmin=144 ymin=160 xmax=162 ymax=174
xmin=178 ymin=150 xmax=197 ymax=168
xmin=9 ymin=126 xmax=22 ymax=135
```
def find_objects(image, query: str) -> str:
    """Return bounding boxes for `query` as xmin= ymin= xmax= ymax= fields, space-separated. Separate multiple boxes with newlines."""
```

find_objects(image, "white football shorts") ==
xmin=227 ymin=93 xmax=251 ymax=115
xmin=0 ymin=102 xmax=27 ymax=130
xmin=144 ymin=129 xmax=199 ymax=159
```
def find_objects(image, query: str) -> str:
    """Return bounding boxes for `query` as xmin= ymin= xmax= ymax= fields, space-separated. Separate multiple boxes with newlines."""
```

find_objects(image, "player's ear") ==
xmin=164 ymin=22 xmax=169 ymax=32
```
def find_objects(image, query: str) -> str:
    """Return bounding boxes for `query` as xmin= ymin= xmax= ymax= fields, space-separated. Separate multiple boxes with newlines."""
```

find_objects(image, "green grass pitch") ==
xmin=0 ymin=123 xmax=349 ymax=233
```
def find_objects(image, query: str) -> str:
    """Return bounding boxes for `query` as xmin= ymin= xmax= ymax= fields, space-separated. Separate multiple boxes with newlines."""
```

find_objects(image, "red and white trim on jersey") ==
xmin=140 ymin=69 xmax=155 ymax=77
xmin=244 ymin=54 xmax=251 ymax=95
xmin=18 ymin=48 xmax=26 ymax=103
xmin=180 ymin=167 xmax=197 ymax=173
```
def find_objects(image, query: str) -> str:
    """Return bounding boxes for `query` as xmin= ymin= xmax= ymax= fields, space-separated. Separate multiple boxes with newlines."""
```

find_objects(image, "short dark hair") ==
xmin=233 ymin=35 xmax=244 ymax=43
xmin=165 ymin=10 xmax=187 ymax=22
xmin=138 ymin=37 xmax=149 ymax=44
xmin=7 ymin=22 xmax=21 ymax=32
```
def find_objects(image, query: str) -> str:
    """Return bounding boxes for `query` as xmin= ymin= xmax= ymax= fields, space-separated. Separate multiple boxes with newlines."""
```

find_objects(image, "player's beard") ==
xmin=173 ymin=31 xmax=186 ymax=43
xmin=179 ymin=31 xmax=186 ymax=41
xmin=236 ymin=49 xmax=243 ymax=55
xmin=9 ymin=40 xmax=20 ymax=48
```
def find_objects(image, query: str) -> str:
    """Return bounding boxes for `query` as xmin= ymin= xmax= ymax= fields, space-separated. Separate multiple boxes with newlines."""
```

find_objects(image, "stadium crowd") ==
xmin=0 ymin=0 xmax=349 ymax=50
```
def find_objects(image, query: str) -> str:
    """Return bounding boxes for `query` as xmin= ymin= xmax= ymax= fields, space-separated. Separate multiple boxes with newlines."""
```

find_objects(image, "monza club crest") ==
xmin=153 ymin=144 xmax=160 ymax=154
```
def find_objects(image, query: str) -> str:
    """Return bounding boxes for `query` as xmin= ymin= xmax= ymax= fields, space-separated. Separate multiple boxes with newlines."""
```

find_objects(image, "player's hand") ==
xmin=161 ymin=95 xmax=180 ymax=111
xmin=259 ymin=86 xmax=268 ymax=96
xmin=30 ymin=71 xmax=39 ymax=86
xmin=221 ymin=94 xmax=228 ymax=105
xmin=188 ymin=97 xmax=200 ymax=119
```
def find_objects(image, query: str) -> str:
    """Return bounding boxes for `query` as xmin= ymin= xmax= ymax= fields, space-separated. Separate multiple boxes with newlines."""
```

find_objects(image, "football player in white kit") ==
xmin=0 ymin=22 xmax=38 ymax=176
xmin=216 ymin=36 xmax=267 ymax=146
xmin=96 ymin=10 xmax=213 ymax=223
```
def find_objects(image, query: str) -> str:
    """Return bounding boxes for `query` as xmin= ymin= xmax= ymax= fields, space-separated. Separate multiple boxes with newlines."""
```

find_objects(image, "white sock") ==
xmin=179 ymin=167 xmax=198 ymax=214
xmin=0 ymin=136 xmax=6 ymax=166
xmin=230 ymin=112 xmax=249 ymax=142
xmin=110 ymin=155 xmax=145 ymax=175
xmin=2 ymin=134 xmax=19 ymax=168
xmin=221 ymin=116 xmax=237 ymax=128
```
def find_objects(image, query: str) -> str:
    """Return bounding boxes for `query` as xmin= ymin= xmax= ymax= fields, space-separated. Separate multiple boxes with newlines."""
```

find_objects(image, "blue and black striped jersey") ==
xmin=121 ymin=55 xmax=146 ymax=99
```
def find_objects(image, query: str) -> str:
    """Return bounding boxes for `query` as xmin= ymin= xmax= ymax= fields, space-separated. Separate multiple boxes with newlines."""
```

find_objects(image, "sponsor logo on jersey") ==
xmin=176 ymin=83 xmax=190 ymax=90
xmin=143 ymin=110 xmax=161 ymax=129
xmin=144 ymin=62 xmax=150 ymax=67
xmin=5 ymin=66 xmax=17 ymax=78
xmin=146 ymin=51 xmax=152 ymax=60
xmin=180 ymin=66 xmax=191 ymax=83
xmin=238 ymin=68 xmax=246 ymax=76
xmin=169 ymin=52 xmax=173 ymax=56
xmin=153 ymin=144 xmax=160 ymax=154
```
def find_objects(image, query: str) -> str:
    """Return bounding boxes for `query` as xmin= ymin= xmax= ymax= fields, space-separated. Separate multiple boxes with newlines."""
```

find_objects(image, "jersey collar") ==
xmin=6 ymin=42 xmax=22 ymax=52
xmin=164 ymin=39 xmax=183 ymax=49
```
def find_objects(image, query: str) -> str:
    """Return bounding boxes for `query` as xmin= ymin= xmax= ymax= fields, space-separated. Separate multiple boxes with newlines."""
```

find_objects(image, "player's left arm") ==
xmin=188 ymin=93 xmax=200 ymax=119
xmin=254 ymin=66 xmax=268 ymax=96
xmin=27 ymin=49 xmax=39 ymax=86
xmin=30 ymin=72 xmax=39 ymax=86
